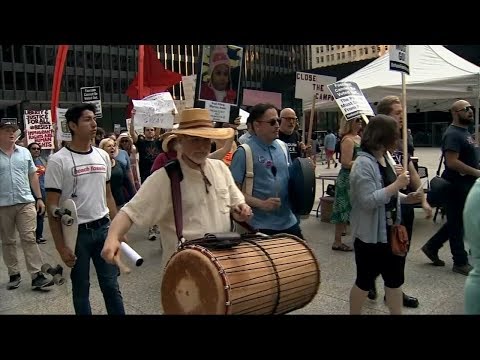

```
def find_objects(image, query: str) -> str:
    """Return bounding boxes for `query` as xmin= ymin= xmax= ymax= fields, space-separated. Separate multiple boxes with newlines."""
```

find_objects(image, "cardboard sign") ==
xmin=24 ymin=110 xmax=54 ymax=149
xmin=81 ymin=86 xmax=103 ymax=118
xmin=56 ymin=108 xmax=71 ymax=142
xmin=295 ymin=71 xmax=337 ymax=102
xmin=389 ymin=45 xmax=410 ymax=75
xmin=327 ymin=81 xmax=374 ymax=120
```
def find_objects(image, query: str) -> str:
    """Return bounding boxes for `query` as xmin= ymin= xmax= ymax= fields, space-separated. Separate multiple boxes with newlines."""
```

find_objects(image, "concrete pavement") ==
xmin=0 ymin=147 xmax=468 ymax=315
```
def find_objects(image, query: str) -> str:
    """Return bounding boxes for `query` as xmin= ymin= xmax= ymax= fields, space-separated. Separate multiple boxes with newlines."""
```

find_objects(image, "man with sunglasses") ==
xmin=421 ymin=100 xmax=477 ymax=276
xmin=230 ymin=103 xmax=304 ymax=239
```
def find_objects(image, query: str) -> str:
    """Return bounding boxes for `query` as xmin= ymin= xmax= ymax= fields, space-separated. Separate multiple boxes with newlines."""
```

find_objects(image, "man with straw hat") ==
xmin=101 ymin=108 xmax=253 ymax=272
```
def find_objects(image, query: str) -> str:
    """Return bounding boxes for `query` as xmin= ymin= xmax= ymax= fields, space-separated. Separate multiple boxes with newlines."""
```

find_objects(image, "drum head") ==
xmin=161 ymin=248 xmax=227 ymax=315
xmin=289 ymin=158 xmax=316 ymax=215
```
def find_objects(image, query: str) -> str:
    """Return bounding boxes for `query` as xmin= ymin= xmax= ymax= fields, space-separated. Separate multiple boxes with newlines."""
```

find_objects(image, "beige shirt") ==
xmin=121 ymin=157 xmax=245 ymax=268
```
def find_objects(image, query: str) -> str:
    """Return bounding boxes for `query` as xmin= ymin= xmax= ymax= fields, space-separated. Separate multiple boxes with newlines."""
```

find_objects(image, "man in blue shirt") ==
xmin=230 ymin=103 xmax=304 ymax=238
xmin=324 ymin=129 xmax=337 ymax=169
xmin=0 ymin=119 xmax=53 ymax=290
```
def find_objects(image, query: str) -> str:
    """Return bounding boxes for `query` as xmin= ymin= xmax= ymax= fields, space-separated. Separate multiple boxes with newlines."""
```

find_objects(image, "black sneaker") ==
xmin=452 ymin=263 xmax=473 ymax=276
xmin=421 ymin=245 xmax=445 ymax=266
xmin=36 ymin=238 xmax=47 ymax=244
xmin=31 ymin=273 xmax=54 ymax=289
xmin=7 ymin=274 xmax=21 ymax=290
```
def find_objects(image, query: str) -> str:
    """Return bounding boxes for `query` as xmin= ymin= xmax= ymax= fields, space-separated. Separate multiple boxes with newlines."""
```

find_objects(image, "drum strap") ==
xmin=164 ymin=160 xmax=186 ymax=245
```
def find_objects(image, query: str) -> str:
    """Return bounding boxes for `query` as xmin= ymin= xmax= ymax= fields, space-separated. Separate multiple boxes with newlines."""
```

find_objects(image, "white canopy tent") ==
xmin=303 ymin=45 xmax=480 ymax=131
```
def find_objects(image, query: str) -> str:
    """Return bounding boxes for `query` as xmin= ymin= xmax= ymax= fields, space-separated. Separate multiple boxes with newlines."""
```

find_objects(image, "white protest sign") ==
xmin=174 ymin=100 xmax=186 ymax=125
xmin=204 ymin=100 xmax=230 ymax=123
xmin=182 ymin=75 xmax=196 ymax=108
xmin=295 ymin=71 xmax=337 ymax=102
xmin=56 ymin=108 xmax=71 ymax=142
xmin=81 ymin=86 xmax=103 ymax=118
xmin=24 ymin=110 xmax=54 ymax=149
xmin=126 ymin=118 xmax=144 ymax=135
xmin=327 ymin=81 xmax=374 ymax=120
xmin=132 ymin=92 xmax=177 ymax=128
xmin=389 ymin=45 xmax=410 ymax=75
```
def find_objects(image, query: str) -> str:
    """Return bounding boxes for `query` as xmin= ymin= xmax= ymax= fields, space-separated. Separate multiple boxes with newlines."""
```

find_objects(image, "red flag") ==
xmin=51 ymin=45 xmax=69 ymax=123
xmin=126 ymin=45 xmax=182 ymax=100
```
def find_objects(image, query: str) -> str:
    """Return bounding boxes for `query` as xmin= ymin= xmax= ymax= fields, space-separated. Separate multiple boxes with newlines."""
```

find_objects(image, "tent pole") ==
xmin=402 ymin=72 xmax=408 ymax=170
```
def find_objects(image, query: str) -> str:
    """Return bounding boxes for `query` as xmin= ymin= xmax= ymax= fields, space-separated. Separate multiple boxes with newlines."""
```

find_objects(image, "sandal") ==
xmin=332 ymin=243 xmax=353 ymax=252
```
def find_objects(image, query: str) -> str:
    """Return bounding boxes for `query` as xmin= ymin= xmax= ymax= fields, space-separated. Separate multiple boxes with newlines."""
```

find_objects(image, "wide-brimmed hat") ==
xmin=166 ymin=108 xmax=233 ymax=140
xmin=162 ymin=133 xmax=178 ymax=152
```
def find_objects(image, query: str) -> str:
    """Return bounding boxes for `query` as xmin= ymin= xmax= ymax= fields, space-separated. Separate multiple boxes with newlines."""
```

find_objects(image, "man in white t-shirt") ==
xmin=101 ymin=109 xmax=252 ymax=302
xmin=45 ymin=103 xmax=125 ymax=315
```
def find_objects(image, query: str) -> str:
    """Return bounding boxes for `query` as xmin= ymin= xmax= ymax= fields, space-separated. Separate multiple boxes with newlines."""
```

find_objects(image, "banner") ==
xmin=295 ymin=72 xmax=336 ymax=102
xmin=24 ymin=110 xmax=54 ymax=149
xmin=132 ymin=92 xmax=177 ymax=128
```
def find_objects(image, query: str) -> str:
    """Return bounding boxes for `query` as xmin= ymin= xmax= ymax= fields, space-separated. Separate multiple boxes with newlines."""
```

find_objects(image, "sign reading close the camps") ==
xmin=327 ymin=81 xmax=375 ymax=120
xmin=389 ymin=45 xmax=410 ymax=75
xmin=295 ymin=71 xmax=336 ymax=102
xmin=80 ymin=86 xmax=103 ymax=118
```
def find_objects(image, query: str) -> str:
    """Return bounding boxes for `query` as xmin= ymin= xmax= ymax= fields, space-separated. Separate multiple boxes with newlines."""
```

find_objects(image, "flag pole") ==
xmin=138 ymin=45 xmax=145 ymax=99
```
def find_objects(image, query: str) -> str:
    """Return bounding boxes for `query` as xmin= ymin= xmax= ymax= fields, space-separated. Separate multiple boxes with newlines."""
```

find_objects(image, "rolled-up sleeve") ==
xmin=350 ymin=159 xmax=391 ymax=210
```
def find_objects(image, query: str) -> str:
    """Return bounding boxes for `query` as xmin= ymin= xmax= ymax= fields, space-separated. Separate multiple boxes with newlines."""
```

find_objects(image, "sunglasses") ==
xmin=456 ymin=106 xmax=474 ymax=113
xmin=31 ymin=147 xmax=41 ymax=150
xmin=257 ymin=118 xmax=281 ymax=126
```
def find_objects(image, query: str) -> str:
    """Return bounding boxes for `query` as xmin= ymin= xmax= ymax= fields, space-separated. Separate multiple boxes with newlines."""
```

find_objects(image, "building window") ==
xmin=360 ymin=48 xmax=363 ymax=56
xmin=353 ymin=50 xmax=356 ymax=57
xmin=67 ymin=76 xmax=76 ymax=92
xmin=15 ymin=71 xmax=25 ymax=90
xmin=336 ymin=45 xmax=340 ymax=50
xmin=316 ymin=47 xmax=319 ymax=54
xmin=337 ymin=53 xmax=340 ymax=60
xmin=75 ymin=51 xmax=84 ymax=68
xmin=342 ymin=52 xmax=345 ymax=59
xmin=94 ymin=53 xmax=102 ymax=69
xmin=316 ymin=56 xmax=319 ymax=63
xmin=330 ymin=45 xmax=335 ymax=51
xmin=348 ymin=51 xmax=352 ymax=57
xmin=37 ymin=73 xmax=45 ymax=91
xmin=372 ymin=46 xmax=376 ymax=52
xmin=26 ymin=73 xmax=35 ymax=90
xmin=365 ymin=47 xmax=369 ymax=55
xmin=25 ymin=46 xmax=35 ymax=65
xmin=320 ymin=46 xmax=323 ymax=53
xmin=320 ymin=56 xmax=324 ymax=62
xmin=103 ymin=53 xmax=111 ymax=69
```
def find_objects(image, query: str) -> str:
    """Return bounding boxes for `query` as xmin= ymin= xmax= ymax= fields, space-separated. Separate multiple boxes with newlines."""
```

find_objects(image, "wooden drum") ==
xmin=161 ymin=234 xmax=320 ymax=315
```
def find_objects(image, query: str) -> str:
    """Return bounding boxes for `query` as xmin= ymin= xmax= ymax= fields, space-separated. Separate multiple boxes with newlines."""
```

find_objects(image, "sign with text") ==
xmin=327 ymin=81 xmax=374 ymax=120
xmin=24 ymin=110 xmax=54 ymax=149
xmin=80 ymin=86 xmax=103 ymax=118
xmin=389 ymin=45 xmax=410 ymax=75
xmin=132 ymin=92 xmax=177 ymax=128
xmin=205 ymin=100 xmax=230 ymax=123
xmin=182 ymin=75 xmax=196 ymax=108
xmin=295 ymin=72 xmax=337 ymax=102
xmin=56 ymin=108 xmax=71 ymax=142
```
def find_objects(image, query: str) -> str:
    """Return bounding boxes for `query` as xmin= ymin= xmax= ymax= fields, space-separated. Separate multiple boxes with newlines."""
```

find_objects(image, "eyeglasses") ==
xmin=456 ymin=106 xmax=474 ymax=113
xmin=31 ymin=147 xmax=41 ymax=151
xmin=257 ymin=118 xmax=280 ymax=126
xmin=281 ymin=116 xmax=298 ymax=121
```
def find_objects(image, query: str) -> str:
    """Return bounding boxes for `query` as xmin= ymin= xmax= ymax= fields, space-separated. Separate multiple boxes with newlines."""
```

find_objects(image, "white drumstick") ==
xmin=120 ymin=242 xmax=144 ymax=266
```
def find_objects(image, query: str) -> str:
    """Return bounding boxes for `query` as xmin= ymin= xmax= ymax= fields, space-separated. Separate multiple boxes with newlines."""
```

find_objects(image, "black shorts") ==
xmin=354 ymin=238 xmax=405 ymax=291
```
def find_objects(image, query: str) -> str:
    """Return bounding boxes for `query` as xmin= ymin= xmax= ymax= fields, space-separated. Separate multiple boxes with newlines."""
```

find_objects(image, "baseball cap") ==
xmin=0 ymin=118 xmax=19 ymax=130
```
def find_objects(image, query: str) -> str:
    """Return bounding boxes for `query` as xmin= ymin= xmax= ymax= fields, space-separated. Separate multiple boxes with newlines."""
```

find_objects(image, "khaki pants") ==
xmin=0 ymin=203 xmax=43 ymax=277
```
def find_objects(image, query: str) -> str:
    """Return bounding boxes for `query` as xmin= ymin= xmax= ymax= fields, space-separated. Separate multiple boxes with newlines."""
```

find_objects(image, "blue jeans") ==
xmin=71 ymin=221 xmax=125 ymax=315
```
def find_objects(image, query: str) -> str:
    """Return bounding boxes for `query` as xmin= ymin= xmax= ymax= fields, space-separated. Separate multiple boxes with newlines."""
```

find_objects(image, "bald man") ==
xmin=422 ymin=100 xmax=477 ymax=276
xmin=278 ymin=108 xmax=305 ymax=161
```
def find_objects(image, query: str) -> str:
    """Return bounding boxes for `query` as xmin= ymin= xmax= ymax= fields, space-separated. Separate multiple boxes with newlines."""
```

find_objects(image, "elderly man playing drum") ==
xmin=101 ymin=108 xmax=252 ymax=271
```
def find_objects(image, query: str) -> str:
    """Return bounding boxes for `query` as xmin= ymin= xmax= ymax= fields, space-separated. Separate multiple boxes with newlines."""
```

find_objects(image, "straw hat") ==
xmin=166 ymin=108 xmax=233 ymax=140
xmin=162 ymin=133 xmax=178 ymax=152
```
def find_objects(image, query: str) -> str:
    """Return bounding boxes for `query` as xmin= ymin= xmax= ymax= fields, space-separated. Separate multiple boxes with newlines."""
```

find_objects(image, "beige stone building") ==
xmin=311 ymin=45 xmax=390 ymax=68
